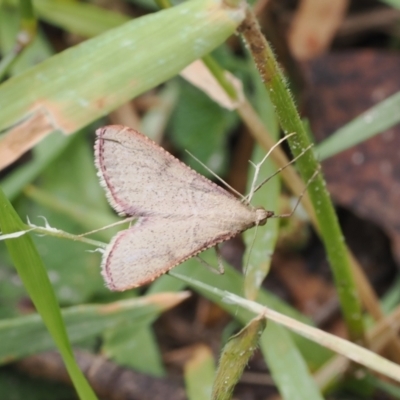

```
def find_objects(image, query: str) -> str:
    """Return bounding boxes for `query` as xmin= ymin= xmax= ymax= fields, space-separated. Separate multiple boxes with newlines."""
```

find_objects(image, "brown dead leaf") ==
xmin=184 ymin=344 xmax=214 ymax=372
xmin=305 ymin=50 xmax=400 ymax=265
xmin=180 ymin=60 xmax=243 ymax=110
xmin=273 ymin=252 xmax=338 ymax=326
xmin=288 ymin=0 xmax=349 ymax=60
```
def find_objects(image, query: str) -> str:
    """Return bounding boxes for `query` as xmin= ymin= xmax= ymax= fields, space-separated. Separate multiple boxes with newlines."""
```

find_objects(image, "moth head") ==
xmin=255 ymin=207 xmax=274 ymax=226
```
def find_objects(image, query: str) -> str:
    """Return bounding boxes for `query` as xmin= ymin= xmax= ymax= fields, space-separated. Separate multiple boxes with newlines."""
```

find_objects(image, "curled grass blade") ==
xmin=211 ymin=315 xmax=266 ymax=400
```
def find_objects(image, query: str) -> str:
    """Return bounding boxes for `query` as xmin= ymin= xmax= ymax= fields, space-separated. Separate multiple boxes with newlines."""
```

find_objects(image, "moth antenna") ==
xmin=246 ymin=132 xmax=297 ymax=204
xmin=272 ymin=167 xmax=320 ymax=219
xmin=185 ymin=150 xmax=244 ymax=200
xmin=245 ymin=143 xmax=314 ymax=203
xmin=78 ymin=217 xmax=136 ymax=237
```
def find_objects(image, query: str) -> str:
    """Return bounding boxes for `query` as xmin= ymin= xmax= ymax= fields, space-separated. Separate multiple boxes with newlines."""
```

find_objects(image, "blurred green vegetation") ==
xmin=1 ymin=1 xmax=400 ymax=399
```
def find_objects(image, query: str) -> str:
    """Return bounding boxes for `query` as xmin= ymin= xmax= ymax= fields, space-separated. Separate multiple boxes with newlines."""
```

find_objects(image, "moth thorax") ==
xmin=254 ymin=207 xmax=274 ymax=226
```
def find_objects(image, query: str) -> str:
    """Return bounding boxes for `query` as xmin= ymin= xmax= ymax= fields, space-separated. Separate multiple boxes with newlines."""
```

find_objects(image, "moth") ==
xmin=95 ymin=125 xmax=274 ymax=291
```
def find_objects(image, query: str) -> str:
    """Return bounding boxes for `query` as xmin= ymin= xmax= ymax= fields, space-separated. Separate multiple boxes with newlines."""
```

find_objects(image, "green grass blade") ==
xmin=261 ymin=323 xmax=324 ymax=400
xmin=243 ymin=144 xmax=279 ymax=299
xmin=0 ymin=186 xmax=97 ymax=399
xmin=243 ymin=71 xmax=280 ymax=299
xmin=316 ymin=90 xmax=400 ymax=160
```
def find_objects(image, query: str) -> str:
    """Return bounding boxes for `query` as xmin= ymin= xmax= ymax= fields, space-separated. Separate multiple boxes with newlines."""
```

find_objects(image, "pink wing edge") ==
xmin=95 ymin=125 xmax=142 ymax=217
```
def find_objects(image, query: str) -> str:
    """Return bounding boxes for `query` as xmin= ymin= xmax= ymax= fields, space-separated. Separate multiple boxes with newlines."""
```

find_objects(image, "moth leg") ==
xmin=273 ymin=167 xmax=320 ymax=218
xmin=215 ymin=244 xmax=224 ymax=274
xmin=195 ymin=245 xmax=224 ymax=275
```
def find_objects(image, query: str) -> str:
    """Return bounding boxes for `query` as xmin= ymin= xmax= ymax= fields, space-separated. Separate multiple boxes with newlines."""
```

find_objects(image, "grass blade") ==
xmin=0 ymin=186 xmax=97 ymax=399
xmin=185 ymin=345 xmax=215 ymax=400
xmin=0 ymin=292 xmax=188 ymax=364
xmin=316 ymin=90 xmax=400 ymax=160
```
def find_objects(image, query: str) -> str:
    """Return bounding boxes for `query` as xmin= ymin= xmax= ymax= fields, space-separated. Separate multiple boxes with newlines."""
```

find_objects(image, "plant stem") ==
xmin=238 ymin=8 xmax=365 ymax=343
